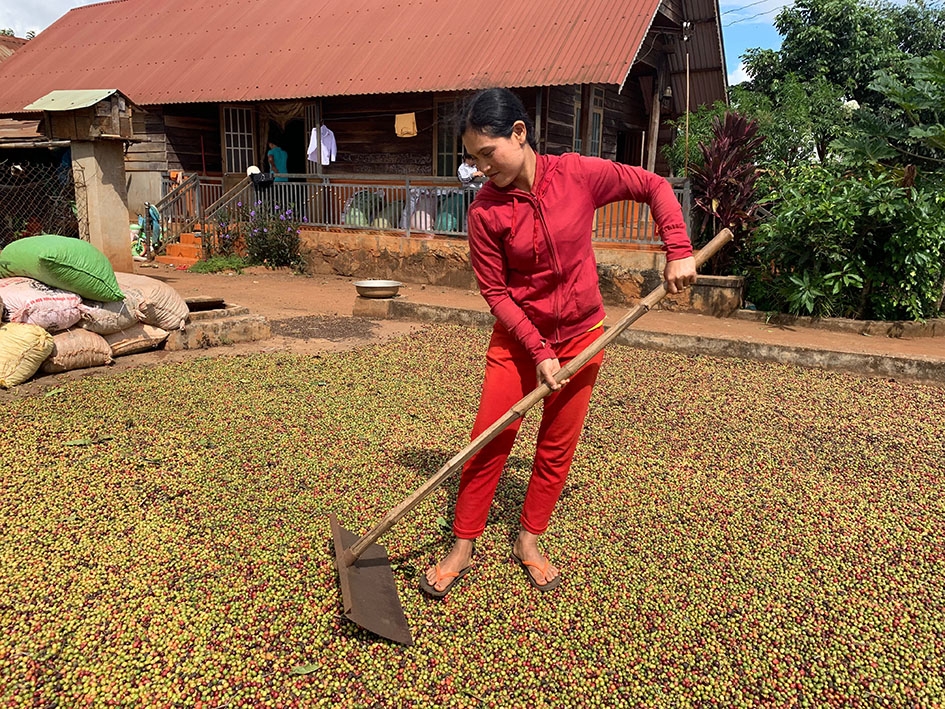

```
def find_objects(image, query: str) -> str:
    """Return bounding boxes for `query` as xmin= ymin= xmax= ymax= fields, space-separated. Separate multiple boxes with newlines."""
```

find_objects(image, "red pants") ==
xmin=452 ymin=325 xmax=605 ymax=539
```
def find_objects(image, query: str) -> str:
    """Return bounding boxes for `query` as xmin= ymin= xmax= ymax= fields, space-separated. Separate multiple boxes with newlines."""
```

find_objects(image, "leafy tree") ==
xmin=884 ymin=0 xmax=945 ymax=59
xmin=742 ymin=0 xmax=898 ymax=103
xmin=850 ymin=51 xmax=945 ymax=170
xmin=732 ymin=74 xmax=849 ymax=165
xmin=742 ymin=0 xmax=942 ymax=104
xmin=662 ymin=101 xmax=728 ymax=176
xmin=0 ymin=28 xmax=33 ymax=39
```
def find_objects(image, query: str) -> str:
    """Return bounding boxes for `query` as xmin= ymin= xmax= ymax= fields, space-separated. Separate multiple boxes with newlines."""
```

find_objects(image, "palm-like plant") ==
xmin=688 ymin=112 xmax=765 ymax=274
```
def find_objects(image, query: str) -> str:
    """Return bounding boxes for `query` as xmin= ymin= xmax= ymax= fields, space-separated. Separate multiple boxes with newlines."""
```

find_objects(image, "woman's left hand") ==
xmin=537 ymin=358 xmax=568 ymax=391
xmin=664 ymin=256 xmax=697 ymax=294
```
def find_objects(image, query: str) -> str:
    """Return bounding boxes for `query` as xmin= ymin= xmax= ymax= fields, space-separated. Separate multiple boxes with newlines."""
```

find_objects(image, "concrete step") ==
xmin=179 ymin=232 xmax=204 ymax=247
xmin=154 ymin=254 xmax=200 ymax=268
xmin=166 ymin=242 xmax=203 ymax=259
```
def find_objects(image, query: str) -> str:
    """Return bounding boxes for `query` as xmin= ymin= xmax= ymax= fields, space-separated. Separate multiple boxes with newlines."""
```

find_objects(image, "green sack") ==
xmin=0 ymin=235 xmax=124 ymax=302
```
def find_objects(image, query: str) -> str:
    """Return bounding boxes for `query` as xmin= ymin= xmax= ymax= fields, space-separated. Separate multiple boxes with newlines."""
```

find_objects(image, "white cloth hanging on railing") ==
xmin=306 ymin=125 xmax=337 ymax=166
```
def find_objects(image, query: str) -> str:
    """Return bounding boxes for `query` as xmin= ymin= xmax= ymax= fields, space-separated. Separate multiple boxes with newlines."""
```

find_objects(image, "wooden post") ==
xmin=579 ymin=84 xmax=592 ymax=155
xmin=645 ymin=65 xmax=665 ymax=172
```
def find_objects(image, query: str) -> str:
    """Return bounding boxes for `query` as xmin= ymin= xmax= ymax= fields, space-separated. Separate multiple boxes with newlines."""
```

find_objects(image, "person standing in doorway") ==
xmin=420 ymin=87 xmax=696 ymax=597
xmin=267 ymin=140 xmax=289 ymax=183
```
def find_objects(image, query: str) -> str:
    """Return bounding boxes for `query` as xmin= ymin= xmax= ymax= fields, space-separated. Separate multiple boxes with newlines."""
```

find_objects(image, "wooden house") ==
xmin=0 ymin=0 xmax=725 ymax=190
xmin=0 ymin=0 xmax=729 ymax=291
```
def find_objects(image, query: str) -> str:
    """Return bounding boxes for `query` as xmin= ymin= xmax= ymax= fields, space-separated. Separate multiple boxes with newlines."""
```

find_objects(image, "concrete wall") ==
xmin=300 ymin=228 xmax=476 ymax=290
xmin=298 ymin=228 xmax=744 ymax=316
xmin=126 ymin=171 xmax=163 ymax=220
xmin=71 ymin=140 xmax=133 ymax=273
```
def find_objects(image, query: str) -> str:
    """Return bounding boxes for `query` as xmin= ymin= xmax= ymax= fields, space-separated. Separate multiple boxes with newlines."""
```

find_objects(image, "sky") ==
xmin=1 ymin=0 xmax=786 ymax=86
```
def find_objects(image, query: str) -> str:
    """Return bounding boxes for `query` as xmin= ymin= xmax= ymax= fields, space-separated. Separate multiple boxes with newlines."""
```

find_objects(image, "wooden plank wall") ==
xmin=543 ymin=85 xmax=578 ymax=155
xmin=126 ymin=107 xmax=167 ymax=173
xmin=126 ymin=104 xmax=222 ymax=175
xmin=164 ymin=104 xmax=222 ymax=174
xmin=542 ymin=83 xmax=670 ymax=173
xmin=321 ymin=93 xmax=439 ymax=175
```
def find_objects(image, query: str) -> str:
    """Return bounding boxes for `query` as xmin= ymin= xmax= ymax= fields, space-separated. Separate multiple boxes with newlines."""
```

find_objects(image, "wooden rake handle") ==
xmin=341 ymin=228 xmax=734 ymax=565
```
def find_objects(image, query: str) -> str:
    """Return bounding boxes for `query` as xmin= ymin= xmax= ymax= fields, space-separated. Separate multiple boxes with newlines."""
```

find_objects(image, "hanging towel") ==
xmin=395 ymin=112 xmax=417 ymax=138
xmin=320 ymin=125 xmax=337 ymax=165
xmin=307 ymin=127 xmax=319 ymax=163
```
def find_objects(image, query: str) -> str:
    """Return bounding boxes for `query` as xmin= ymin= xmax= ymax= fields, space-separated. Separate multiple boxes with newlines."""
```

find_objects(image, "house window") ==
xmin=436 ymin=99 xmax=463 ymax=177
xmin=588 ymin=89 xmax=604 ymax=157
xmin=223 ymin=106 xmax=255 ymax=174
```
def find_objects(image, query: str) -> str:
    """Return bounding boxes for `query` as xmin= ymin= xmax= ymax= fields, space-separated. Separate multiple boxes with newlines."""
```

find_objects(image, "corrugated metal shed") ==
xmin=24 ymin=89 xmax=121 ymax=112
xmin=0 ymin=0 xmax=674 ymax=113
xmin=0 ymin=119 xmax=43 ymax=142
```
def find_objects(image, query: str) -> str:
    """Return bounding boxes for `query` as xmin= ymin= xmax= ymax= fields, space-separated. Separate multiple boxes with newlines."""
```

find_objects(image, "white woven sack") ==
xmin=40 ymin=328 xmax=113 ymax=374
xmin=114 ymin=272 xmax=189 ymax=331
xmin=79 ymin=298 xmax=138 ymax=335
xmin=104 ymin=323 xmax=169 ymax=357
xmin=0 ymin=276 xmax=84 ymax=332
xmin=0 ymin=322 xmax=54 ymax=387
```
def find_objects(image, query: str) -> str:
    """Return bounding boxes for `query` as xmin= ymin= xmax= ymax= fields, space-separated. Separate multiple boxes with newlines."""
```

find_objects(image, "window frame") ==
xmin=588 ymin=89 xmax=604 ymax=157
xmin=222 ymin=105 xmax=255 ymax=175
xmin=435 ymin=99 xmax=463 ymax=177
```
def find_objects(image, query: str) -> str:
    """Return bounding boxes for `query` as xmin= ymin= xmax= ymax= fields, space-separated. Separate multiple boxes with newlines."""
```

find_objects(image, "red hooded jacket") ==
xmin=466 ymin=152 xmax=692 ymax=366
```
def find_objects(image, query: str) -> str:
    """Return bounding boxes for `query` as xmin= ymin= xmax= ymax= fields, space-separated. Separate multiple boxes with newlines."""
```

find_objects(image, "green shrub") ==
xmin=747 ymin=164 xmax=945 ymax=320
xmin=187 ymin=255 xmax=249 ymax=274
xmin=208 ymin=199 xmax=304 ymax=270
xmin=244 ymin=200 xmax=303 ymax=270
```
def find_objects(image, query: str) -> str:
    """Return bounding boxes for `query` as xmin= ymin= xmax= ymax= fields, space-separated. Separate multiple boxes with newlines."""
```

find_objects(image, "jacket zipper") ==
xmin=533 ymin=198 xmax=562 ymax=344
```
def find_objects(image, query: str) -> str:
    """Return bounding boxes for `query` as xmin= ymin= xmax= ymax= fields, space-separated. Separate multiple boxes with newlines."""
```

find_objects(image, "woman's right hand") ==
xmin=537 ymin=358 xmax=568 ymax=391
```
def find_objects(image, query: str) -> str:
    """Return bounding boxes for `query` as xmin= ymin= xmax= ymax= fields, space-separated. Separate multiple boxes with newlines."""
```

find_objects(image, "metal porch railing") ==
xmin=153 ymin=173 xmax=225 ymax=245
xmin=156 ymin=172 xmax=690 ymax=258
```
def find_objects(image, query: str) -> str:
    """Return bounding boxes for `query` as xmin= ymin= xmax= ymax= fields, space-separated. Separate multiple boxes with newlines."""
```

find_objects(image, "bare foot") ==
xmin=423 ymin=538 xmax=474 ymax=593
xmin=513 ymin=530 xmax=560 ymax=587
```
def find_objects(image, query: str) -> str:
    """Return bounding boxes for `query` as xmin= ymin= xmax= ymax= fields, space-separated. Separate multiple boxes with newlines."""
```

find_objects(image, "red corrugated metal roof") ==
xmin=0 ymin=0 xmax=663 ymax=113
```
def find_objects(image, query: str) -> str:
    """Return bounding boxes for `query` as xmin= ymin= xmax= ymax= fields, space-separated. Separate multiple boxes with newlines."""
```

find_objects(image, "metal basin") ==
xmin=353 ymin=280 xmax=403 ymax=298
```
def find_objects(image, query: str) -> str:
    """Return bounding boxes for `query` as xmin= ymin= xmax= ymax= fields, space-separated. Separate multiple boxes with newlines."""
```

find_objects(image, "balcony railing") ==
xmin=591 ymin=177 xmax=691 ymax=248
xmin=158 ymin=172 xmax=690 ymax=254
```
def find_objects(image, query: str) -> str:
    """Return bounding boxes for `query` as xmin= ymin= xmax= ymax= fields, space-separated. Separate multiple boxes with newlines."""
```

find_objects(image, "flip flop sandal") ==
xmin=419 ymin=564 xmax=472 ymax=598
xmin=511 ymin=552 xmax=562 ymax=593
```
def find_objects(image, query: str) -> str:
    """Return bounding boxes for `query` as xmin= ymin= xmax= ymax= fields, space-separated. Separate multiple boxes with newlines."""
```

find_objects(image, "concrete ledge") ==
xmin=615 ymin=330 xmax=945 ymax=387
xmin=734 ymin=310 xmax=945 ymax=339
xmin=299 ymin=227 xmax=745 ymax=315
xmin=186 ymin=304 xmax=251 ymax=321
xmin=388 ymin=300 xmax=495 ymax=329
xmin=299 ymin=228 xmax=475 ymax=290
xmin=165 ymin=315 xmax=271 ymax=351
